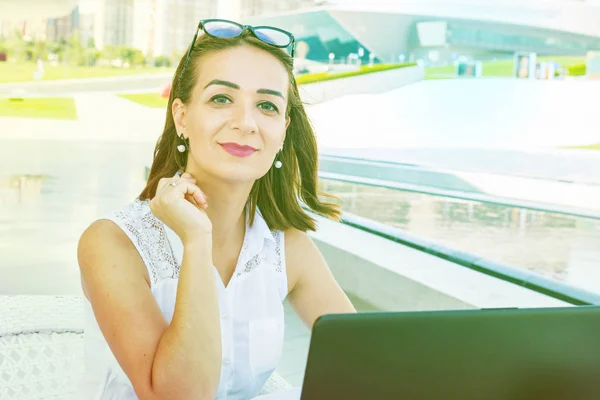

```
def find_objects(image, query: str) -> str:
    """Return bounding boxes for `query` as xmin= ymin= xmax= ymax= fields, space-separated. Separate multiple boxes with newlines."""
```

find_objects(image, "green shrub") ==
xmin=567 ymin=64 xmax=586 ymax=76
xmin=154 ymin=55 xmax=171 ymax=67
xmin=296 ymin=62 xmax=417 ymax=85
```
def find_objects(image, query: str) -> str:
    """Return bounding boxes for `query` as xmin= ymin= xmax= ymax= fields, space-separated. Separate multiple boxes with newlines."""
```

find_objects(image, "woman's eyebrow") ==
xmin=204 ymin=79 xmax=284 ymax=99
xmin=204 ymin=79 xmax=239 ymax=90
xmin=257 ymin=88 xmax=284 ymax=100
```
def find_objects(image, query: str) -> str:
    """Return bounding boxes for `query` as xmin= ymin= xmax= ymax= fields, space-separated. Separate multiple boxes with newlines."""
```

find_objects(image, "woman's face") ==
xmin=173 ymin=45 xmax=291 ymax=184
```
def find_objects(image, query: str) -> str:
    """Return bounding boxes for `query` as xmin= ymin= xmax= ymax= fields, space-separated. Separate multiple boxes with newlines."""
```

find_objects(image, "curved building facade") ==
xmin=245 ymin=1 xmax=600 ymax=64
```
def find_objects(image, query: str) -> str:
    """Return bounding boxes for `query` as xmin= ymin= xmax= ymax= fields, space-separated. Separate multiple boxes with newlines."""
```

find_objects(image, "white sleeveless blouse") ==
xmin=74 ymin=199 xmax=288 ymax=400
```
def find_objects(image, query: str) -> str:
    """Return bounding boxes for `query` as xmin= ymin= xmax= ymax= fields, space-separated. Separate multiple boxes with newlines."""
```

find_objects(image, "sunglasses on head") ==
xmin=180 ymin=19 xmax=296 ymax=79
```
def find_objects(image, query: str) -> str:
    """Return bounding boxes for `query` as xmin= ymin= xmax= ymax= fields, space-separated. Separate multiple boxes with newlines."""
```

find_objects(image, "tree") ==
xmin=154 ymin=55 xmax=171 ymax=67
xmin=33 ymin=39 xmax=48 ymax=61
xmin=7 ymin=29 xmax=27 ymax=62
xmin=83 ymin=47 xmax=100 ymax=66
xmin=47 ymin=40 xmax=66 ymax=62
xmin=102 ymin=45 xmax=119 ymax=62
xmin=118 ymin=46 xmax=145 ymax=66
xmin=67 ymin=32 xmax=84 ymax=65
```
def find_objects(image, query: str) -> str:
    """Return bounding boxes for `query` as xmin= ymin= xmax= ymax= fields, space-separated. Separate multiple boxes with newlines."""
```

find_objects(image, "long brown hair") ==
xmin=139 ymin=30 xmax=341 ymax=232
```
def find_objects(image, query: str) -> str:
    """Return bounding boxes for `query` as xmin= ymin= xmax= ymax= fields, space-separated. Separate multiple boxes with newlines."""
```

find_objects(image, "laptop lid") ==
xmin=300 ymin=306 xmax=600 ymax=400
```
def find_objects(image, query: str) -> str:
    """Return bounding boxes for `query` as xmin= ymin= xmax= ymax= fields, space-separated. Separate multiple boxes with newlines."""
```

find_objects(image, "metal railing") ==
xmin=315 ymin=155 xmax=600 ymax=305
xmin=318 ymin=155 xmax=600 ymax=220
xmin=335 ymin=211 xmax=600 ymax=306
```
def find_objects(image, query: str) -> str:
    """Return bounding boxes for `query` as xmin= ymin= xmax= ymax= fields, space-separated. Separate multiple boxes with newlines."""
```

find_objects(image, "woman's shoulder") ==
xmin=78 ymin=216 xmax=153 ymax=297
xmin=79 ymin=198 xmax=163 ymax=287
xmin=105 ymin=198 xmax=153 ymax=224
xmin=81 ymin=198 xmax=161 ymax=264
xmin=98 ymin=198 xmax=169 ymax=253
xmin=81 ymin=198 xmax=154 ymax=254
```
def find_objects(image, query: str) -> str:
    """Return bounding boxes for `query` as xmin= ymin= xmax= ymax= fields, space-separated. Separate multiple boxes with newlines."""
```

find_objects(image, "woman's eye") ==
xmin=259 ymin=102 xmax=279 ymax=113
xmin=211 ymin=95 xmax=230 ymax=104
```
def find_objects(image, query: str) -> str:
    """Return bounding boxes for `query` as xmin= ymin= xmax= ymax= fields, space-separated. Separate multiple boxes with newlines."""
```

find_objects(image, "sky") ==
xmin=3 ymin=0 xmax=599 ymax=21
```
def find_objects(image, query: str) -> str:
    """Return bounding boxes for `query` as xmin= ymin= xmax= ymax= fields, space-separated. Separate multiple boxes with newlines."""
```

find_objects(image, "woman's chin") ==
xmin=215 ymin=164 xmax=270 ymax=184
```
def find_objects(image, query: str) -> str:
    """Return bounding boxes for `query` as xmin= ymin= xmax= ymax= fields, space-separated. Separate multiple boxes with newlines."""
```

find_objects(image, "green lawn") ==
xmin=425 ymin=57 xmax=586 ymax=80
xmin=481 ymin=60 xmax=514 ymax=77
xmin=536 ymin=56 xmax=586 ymax=67
xmin=567 ymin=143 xmax=600 ymax=150
xmin=0 ymin=62 xmax=174 ymax=83
xmin=296 ymin=62 xmax=416 ymax=85
xmin=117 ymin=93 xmax=168 ymax=108
xmin=424 ymin=65 xmax=456 ymax=80
xmin=0 ymin=97 xmax=77 ymax=120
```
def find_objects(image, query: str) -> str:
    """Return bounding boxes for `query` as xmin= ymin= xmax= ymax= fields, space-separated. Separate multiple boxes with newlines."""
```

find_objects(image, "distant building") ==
xmin=0 ymin=18 xmax=47 ymax=41
xmin=132 ymin=0 xmax=218 ymax=61
xmin=93 ymin=0 xmax=134 ymax=49
xmin=0 ymin=0 xmax=77 ymax=20
xmin=239 ymin=0 xmax=318 ymax=17
xmin=47 ymin=6 xmax=80 ymax=42
xmin=78 ymin=11 xmax=95 ymax=47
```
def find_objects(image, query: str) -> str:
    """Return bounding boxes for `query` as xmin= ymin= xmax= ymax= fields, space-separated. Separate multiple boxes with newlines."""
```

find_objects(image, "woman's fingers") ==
xmin=157 ymin=173 xmax=207 ymax=209
xmin=181 ymin=172 xmax=195 ymax=182
xmin=173 ymin=179 xmax=208 ymax=209
xmin=179 ymin=173 xmax=206 ymax=207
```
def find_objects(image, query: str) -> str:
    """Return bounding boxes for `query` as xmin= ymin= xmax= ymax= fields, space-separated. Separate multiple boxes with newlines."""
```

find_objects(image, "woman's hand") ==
xmin=150 ymin=172 xmax=212 ymax=244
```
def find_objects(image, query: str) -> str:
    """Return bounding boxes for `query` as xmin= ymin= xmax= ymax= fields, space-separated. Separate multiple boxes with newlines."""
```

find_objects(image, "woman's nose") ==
xmin=231 ymin=102 xmax=258 ymax=135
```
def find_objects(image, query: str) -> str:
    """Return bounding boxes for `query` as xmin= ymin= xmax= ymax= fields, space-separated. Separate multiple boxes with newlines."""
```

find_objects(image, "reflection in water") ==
xmin=319 ymin=180 xmax=600 ymax=294
xmin=0 ymin=174 xmax=48 ymax=205
xmin=0 ymin=140 xmax=153 ymax=295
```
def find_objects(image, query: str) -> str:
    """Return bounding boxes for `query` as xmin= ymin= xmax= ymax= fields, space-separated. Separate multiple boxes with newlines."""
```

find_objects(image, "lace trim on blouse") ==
xmin=110 ymin=199 xmax=284 ymax=285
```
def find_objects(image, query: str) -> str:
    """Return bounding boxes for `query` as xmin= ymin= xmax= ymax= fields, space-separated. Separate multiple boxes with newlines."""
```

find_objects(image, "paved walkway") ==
xmin=310 ymin=79 xmax=600 ymax=150
xmin=0 ymin=72 xmax=174 ymax=96
xmin=1 ymin=93 xmax=164 ymax=143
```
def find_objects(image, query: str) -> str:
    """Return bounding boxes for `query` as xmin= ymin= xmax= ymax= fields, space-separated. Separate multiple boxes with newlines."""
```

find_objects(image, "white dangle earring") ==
xmin=177 ymin=132 xmax=188 ymax=153
xmin=274 ymin=145 xmax=283 ymax=169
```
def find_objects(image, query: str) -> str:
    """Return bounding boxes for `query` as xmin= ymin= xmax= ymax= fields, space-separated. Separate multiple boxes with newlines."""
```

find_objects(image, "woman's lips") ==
xmin=219 ymin=142 xmax=258 ymax=158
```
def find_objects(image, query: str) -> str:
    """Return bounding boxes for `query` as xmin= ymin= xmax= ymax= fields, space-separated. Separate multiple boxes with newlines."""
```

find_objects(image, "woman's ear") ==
xmin=172 ymin=99 xmax=186 ymax=136
xmin=282 ymin=117 xmax=290 ymax=146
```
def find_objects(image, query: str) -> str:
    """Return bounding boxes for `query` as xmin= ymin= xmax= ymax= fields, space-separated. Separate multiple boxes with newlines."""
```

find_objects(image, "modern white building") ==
xmin=246 ymin=0 xmax=600 ymax=64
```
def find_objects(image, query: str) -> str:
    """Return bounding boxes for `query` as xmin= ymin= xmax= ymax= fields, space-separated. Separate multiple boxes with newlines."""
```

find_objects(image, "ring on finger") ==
xmin=169 ymin=179 xmax=179 ymax=187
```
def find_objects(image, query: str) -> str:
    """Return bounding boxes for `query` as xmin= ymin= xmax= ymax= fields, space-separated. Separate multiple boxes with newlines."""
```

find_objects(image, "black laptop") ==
xmin=300 ymin=306 xmax=600 ymax=400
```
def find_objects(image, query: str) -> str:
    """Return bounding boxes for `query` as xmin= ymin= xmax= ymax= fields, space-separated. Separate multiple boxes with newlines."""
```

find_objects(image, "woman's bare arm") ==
xmin=284 ymin=229 xmax=357 ymax=329
xmin=78 ymin=219 xmax=221 ymax=400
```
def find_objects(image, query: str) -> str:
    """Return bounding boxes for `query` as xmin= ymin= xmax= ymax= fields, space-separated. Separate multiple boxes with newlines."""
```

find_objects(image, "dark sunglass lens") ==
xmin=203 ymin=21 xmax=243 ymax=37
xmin=254 ymin=28 xmax=291 ymax=47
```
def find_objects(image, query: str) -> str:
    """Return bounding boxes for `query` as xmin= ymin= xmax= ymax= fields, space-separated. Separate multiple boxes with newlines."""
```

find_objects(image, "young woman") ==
xmin=76 ymin=19 xmax=356 ymax=400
